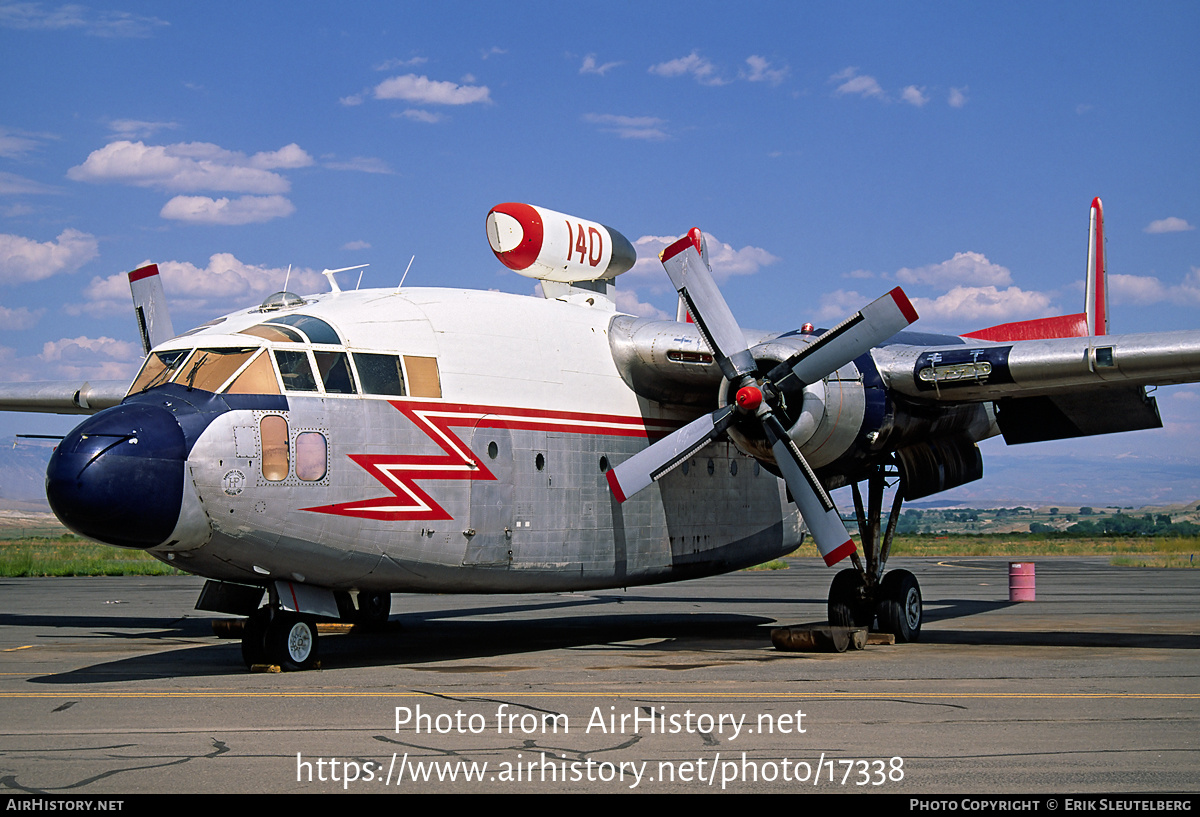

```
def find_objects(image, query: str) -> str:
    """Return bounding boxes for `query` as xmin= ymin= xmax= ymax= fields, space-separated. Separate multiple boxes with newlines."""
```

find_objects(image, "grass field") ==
xmin=0 ymin=535 xmax=183 ymax=577
xmin=2 ymin=533 xmax=1196 ymax=577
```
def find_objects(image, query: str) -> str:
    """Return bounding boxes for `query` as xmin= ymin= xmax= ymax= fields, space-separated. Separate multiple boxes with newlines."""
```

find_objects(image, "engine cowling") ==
xmin=718 ymin=337 xmax=868 ymax=471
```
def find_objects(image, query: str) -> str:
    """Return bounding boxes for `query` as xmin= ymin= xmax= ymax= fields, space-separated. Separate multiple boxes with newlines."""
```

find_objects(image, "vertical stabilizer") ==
xmin=128 ymin=264 xmax=176 ymax=356
xmin=1085 ymin=197 xmax=1108 ymax=336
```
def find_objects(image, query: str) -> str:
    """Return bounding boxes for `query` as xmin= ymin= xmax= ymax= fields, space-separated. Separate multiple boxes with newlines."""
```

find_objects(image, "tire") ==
xmin=877 ymin=569 xmax=922 ymax=643
xmin=266 ymin=613 xmax=320 ymax=671
xmin=828 ymin=568 xmax=874 ymax=628
xmin=240 ymin=608 xmax=269 ymax=669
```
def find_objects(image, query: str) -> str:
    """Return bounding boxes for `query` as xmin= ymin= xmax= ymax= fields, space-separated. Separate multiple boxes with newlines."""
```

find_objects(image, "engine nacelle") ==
xmin=720 ymin=337 xmax=869 ymax=470
xmin=487 ymin=202 xmax=636 ymax=284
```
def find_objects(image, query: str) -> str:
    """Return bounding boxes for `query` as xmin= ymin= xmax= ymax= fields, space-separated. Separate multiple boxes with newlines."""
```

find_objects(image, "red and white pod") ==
xmin=486 ymin=202 xmax=636 ymax=283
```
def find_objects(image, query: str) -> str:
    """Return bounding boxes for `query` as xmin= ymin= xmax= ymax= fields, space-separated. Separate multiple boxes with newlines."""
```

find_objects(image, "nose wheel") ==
xmin=826 ymin=463 xmax=923 ymax=643
xmin=241 ymin=608 xmax=320 ymax=670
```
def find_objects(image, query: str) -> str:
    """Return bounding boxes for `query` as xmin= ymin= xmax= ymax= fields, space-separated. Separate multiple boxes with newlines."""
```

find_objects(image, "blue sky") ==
xmin=0 ymin=1 xmax=1197 ymax=505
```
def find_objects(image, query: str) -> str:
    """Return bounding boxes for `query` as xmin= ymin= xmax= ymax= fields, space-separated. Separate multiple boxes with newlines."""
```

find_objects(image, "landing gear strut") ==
xmin=826 ymin=462 xmax=922 ymax=642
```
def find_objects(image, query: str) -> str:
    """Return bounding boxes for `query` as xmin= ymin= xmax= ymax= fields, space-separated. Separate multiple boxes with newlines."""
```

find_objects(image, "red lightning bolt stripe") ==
xmin=302 ymin=400 xmax=675 ymax=521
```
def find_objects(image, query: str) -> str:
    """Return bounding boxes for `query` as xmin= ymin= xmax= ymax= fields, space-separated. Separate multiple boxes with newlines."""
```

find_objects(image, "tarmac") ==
xmin=0 ymin=556 xmax=1197 ymax=794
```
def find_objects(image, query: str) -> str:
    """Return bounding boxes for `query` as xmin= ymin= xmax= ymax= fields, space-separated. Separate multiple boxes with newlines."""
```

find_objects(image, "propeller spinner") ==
xmin=606 ymin=229 xmax=918 ymax=566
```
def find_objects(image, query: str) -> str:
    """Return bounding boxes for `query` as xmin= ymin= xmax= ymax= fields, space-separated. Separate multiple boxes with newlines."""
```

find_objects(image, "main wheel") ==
xmin=828 ymin=568 xmax=874 ymax=628
xmin=266 ymin=613 xmax=320 ymax=671
xmin=877 ymin=569 xmax=922 ymax=642
xmin=240 ymin=608 xmax=270 ymax=668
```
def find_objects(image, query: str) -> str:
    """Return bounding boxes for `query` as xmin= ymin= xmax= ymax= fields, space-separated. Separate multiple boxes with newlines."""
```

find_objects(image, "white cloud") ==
xmin=1178 ymin=267 xmax=1200 ymax=305
xmin=251 ymin=143 xmax=312 ymax=169
xmin=901 ymin=85 xmax=929 ymax=107
xmin=0 ymin=3 xmax=168 ymax=38
xmin=0 ymin=171 xmax=60 ymax=195
xmin=0 ymin=304 xmax=42 ymax=329
xmin=0 ymin=229 xmax=98 ymax=283
xmin=1108 ymin=273 xmax=1168 ymax=305
xmin=744 ymin=56 xmax=788 ymax=85
xmin=398 ymin=109 xmax=443 ymax=124
xmin=911 ymin=285 xmax=1052 ymax=324
xmin=67 ymin=140 xmax=313 ymax=194
xmin=627 ymin=233 xmax=778 ymax=284
xmin=948 ymin=86 xmax=969 ymax=108
xmin=649 ymin=51 xmax=729 ymax=86
xmin=613 ymin=289 xmax=670 ymax=320
xmin=0 ymin=125 xmax=52 ymax=158
xmin=831 ymin=67 xmax=885 ymax=100
xmin=1098 ymin=270 xmax=1200 ymax=306
xmin=580 ymin=54 xmax=621 ymax=76
xmin=375 ymin=56 xmax=427 ymax=71
xmin=1144 ymin=217 xmax=1195 ymax=234
xmin=372 ymin=74 xmax=491 ymax=106
xmin=582 ymin=113 xmax=669 ymax=141
xmin=815 ymin=289 xmax=873 ymax=322
xmin=159 ymin=194 xmax=295 ymax=225
xmin=339 ymin=93 xmax=365 ymax=107
xmin=322 ymin=156 xmax=394 ymax=174
xmin=36 ymin=336 xmax=140 ymax=380
xmin=896 ymin=251 xmax=1013 ymax=287
xmin=76 ymin=253 xmax=324 ymax=318
xmin=107 ymin=119 xmax=179 ymax=139
xmin=480 ymin=47 xmax=506 ymax=60
xmin=342 ymin=240 xmax=371 ymax=251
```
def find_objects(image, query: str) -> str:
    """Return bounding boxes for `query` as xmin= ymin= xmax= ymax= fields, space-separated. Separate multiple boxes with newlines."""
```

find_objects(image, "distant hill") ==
xmin=0 ymin=442 xmax=53 ymax=510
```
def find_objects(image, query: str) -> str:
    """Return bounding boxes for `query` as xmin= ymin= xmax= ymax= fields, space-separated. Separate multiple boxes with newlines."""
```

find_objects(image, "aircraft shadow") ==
xmin=18 ymin=592 xmax=1199 ymax=684
xmin=27 ymin=610 xmax=778 ymax=683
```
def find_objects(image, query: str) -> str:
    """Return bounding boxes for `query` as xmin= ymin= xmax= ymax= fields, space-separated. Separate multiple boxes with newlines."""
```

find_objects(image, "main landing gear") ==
xmin=827 ymin=462 xmax=923 ymax=642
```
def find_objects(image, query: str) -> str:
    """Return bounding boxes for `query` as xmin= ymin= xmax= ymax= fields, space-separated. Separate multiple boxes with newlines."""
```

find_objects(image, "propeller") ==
xmin=606 ymin=229 xmax=918 ymax=566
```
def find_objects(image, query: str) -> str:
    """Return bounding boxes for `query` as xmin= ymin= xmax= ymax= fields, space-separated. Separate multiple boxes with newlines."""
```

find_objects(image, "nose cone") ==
xmin=47 ymin=403 xmax=188 ymax=548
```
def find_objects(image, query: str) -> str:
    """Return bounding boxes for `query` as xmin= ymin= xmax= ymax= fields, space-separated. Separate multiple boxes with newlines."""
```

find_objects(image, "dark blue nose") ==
xmin=46 ymin=403 xmax=188 ymax=549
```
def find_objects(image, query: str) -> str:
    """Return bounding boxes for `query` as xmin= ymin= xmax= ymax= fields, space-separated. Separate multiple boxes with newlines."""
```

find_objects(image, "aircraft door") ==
xmin=464 ymin=421 xmax=513 ymax=566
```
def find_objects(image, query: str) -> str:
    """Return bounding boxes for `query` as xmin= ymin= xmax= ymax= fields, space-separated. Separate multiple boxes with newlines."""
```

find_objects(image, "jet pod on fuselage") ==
xmin=486 ymin=202 xmax=636 ymax=284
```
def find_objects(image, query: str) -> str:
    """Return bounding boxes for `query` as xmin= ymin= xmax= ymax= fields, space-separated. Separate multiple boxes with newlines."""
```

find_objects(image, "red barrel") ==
xmin=1009 ymin=562 xmax=1036 ymax=602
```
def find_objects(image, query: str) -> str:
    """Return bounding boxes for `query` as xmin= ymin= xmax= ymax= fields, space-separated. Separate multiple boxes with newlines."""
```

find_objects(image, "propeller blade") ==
xmin=660 ymin=231 xmax=757 ymax=382
xmin=760 ymin=411 xmax=856 ymax=566
xmin=607 ymin=404 xmax=736 ymax=502
xmin=770 ymin=287 xmax=918 ymax=389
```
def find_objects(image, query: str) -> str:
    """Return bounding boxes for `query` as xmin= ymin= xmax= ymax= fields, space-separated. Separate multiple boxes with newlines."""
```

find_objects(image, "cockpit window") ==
xmin=313 ymin=351 xmax=357 ymax=394
xmin=225 ymin=350 xmax=281 ymax=395
xmin=171 ymin=348 xmax=257 ymax=393
xmin=128 ymin=349 xmax=191 ymax=395
xmin=353 ymin=353 xmax=406 ymax=396
xmin=274 ymin=349 xmax=319 ymax=392
xmin=239 ymin=324 xmax=305 ymax=343
xmin=268 ymin=314 xmax=341 ymax=345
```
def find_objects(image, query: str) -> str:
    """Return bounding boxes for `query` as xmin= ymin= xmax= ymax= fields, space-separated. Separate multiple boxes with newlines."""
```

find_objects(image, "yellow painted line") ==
xmin=0 ymin=691 xmax=1196 ymax=700
xmin=936 ymin=560 xmax=998 ymax=570
xmin=1 ymin=645 xmax=35 ymax=651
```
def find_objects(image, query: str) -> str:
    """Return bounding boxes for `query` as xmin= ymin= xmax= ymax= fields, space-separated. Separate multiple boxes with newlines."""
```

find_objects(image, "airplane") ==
xmin=1 ymin=197 xmax=1198 ymax=671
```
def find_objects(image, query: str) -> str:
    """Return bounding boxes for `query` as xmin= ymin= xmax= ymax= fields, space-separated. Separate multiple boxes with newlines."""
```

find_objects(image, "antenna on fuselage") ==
xmin=396 ymin=255 xmax=415 ymax=292
xmin=322 ymin=263 xmax=369 ymax=294
xmin=283 ymin=264 xmax=292 ymax=292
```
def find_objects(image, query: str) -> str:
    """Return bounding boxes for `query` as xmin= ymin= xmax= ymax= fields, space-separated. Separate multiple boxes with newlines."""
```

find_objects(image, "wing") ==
xmin=874 ymin=330 xmax=1200 ymax=442
xmin=0 ymin=380 xmax=129 ymax=415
